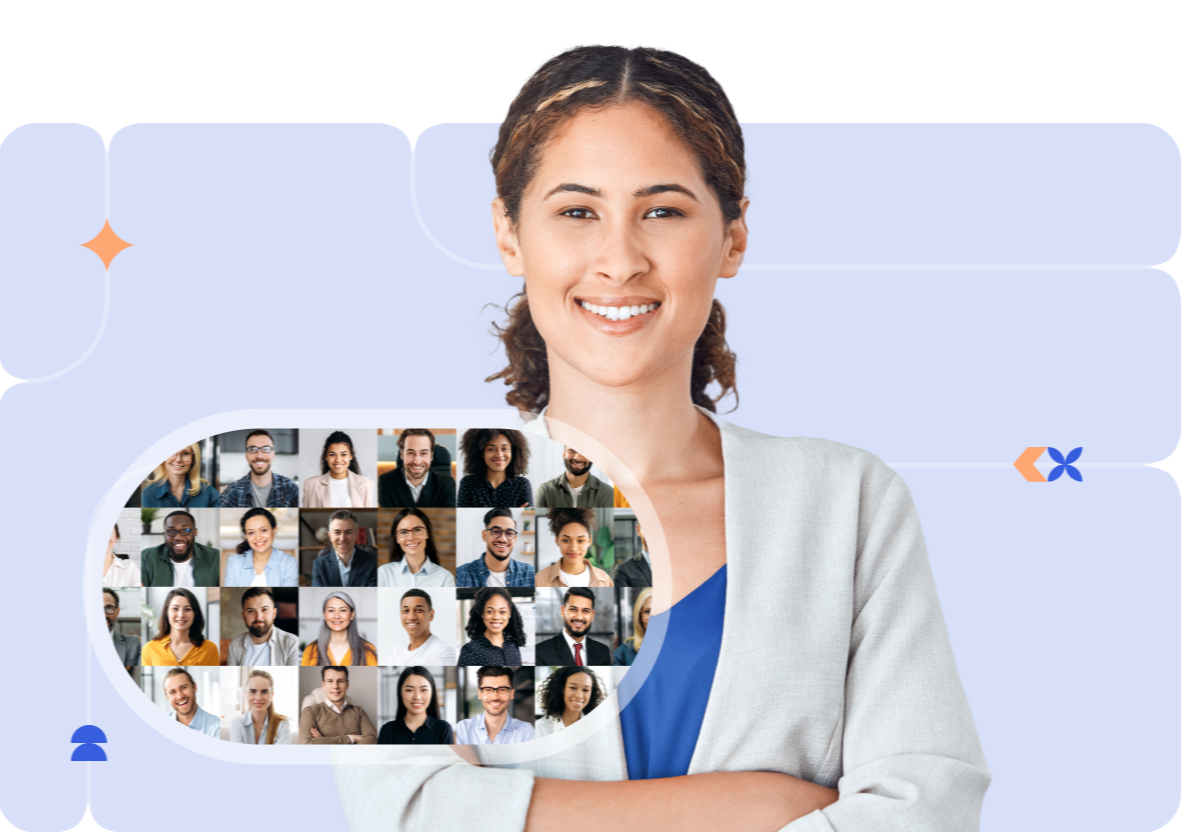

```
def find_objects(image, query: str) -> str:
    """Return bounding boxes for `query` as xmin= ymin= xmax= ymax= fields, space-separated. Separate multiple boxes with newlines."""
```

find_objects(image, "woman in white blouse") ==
xmin=228 ymin=669 xmax=292 ymax=745
xmin=535 ymin=666 xmax=605 ymax=738
xmin=101 ymin=524 xmax=139 ymax=587
xmin=534 ymin=507 xmax=611 ymax=587
xmin=302 ymin=431 xmax=376 ymax=508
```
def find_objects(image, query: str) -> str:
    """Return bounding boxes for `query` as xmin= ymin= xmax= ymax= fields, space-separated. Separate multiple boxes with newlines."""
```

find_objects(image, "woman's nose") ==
xmin=591 ymin=217 xmax=649 ymax=284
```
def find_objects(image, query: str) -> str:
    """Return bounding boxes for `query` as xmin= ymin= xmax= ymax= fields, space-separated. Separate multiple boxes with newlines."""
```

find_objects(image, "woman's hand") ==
xmin=526 ymin=771 xmax=838 ymax=832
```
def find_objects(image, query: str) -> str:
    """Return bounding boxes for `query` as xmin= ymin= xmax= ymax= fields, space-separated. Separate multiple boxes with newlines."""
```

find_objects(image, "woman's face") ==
xmin=324 ymin=598 xmax=355 ymax=632
xmin=563 ymin=671 xmax=593 ymax=715
xmin=243 ymin=515 xmax=276 ymax=553
xmin=167 ymin=596 xmax=194 ymax=633
xmin=402 ymin=674 xmax=432 ymax=716
xmin=556 ymin=522 xmax=591 ymax=565
xmin=495 ymin=101 xmax=747 ymax=394
xmin=482 ymin=595 xmax=511 ymax=636
xmin=483 ymin=434 xmax=512 ymax=474
xmin=396 ymin=514 xmax=429 ymax=559
xmin=165 ymin=447 xmax=194 ymax=477
xmin=640 ymin=599 xmax=651 ymax=630
xmin=247 ymin=678 xmax=273 ymax=713
xmin=325 ymin=442 xmax=353 ymax=477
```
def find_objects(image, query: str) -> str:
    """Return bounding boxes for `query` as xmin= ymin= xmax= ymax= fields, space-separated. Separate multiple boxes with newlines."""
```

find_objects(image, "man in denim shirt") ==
xmin=455 ymin=508 xmax=536 ymax=587
xmin=219 ymin=429 xmax=300 ymax=508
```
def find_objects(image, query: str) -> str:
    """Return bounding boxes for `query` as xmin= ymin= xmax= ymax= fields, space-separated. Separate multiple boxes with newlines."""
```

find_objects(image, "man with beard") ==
xmin=219 ymin=429 xmax=300 ymax=507
xmin=378 ymin=428 xmax=458 ymax=508
xmin=454 ymin=666 xmax=535 ymax=744
xmin=535 ymin=587 xmax=611 ymax=666
xmin=534 ymin=446 xmax=613 ymax=508
xmin=455 ymin=508 xmax=536 ymax=587
xmin=104 ymin=587 xmax=140 ymax=672
xmin=141 ymin=510 xmax=220 ymax=586
xmin=164 ymin=667 xmax=220 ymax=737
xmin=226 ymin=587 xmax=301 ymax=666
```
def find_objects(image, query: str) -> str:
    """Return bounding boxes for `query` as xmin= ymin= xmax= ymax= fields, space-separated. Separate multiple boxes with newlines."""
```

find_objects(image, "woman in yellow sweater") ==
xmin=141 ymin=587 xmax=219 ymax=666
xmin=300 ymin=590 xmax=378 ymax=666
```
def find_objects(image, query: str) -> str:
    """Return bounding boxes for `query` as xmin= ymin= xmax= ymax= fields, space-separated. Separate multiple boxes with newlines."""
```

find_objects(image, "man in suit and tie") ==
xmin=535 ymin=587 xmax=611 ymax=666
xmin=377 ymin=428 xmax=458 ymax=508
xmin=312 ymin=510 xmax=378 ymax=587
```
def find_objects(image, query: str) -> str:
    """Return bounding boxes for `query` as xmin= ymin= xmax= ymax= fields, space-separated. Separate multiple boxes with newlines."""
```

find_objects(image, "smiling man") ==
xmin=389 ymin=589 xmax=457 ymax=665
xmin=163 ymin=668 xmax=219 ymax=737
xmin=225 ymin=587 xmax=301 ymax=666
xmin=454 ymin=666 xmax=535 ymax=745
xmin=219 ymin=429 xmax=300 ymax=507
xmin=299 ymin=666 xmax=377 ymax=744
xmin=311 ymin=510 xmax=378 ymax=587
xmin=378 ymin=429 xmax=457 ymax=508
xmin=104 ymin=587 xmax=140 ymax=672
xmin=536 ymin=587 xmax=611 ymax=666
xmin=141 ymin=510 xmax=220 ymax=587
xmin=535 ymin=446 xmax=613 ymax=508
xmin=455 ymin=508 xmax=536 ymax=587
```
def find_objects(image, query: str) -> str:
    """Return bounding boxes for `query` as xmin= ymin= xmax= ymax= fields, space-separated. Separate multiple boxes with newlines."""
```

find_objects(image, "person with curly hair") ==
xmin=457 ymin=586 xmax=527 ymax=666
xmin=222 ymin=506 xmax=299 ymax=587
xmin=536 ymin=507 xmax=611 ymax=587
xmin=535 ymin=666 xmax=606 ymax=738
xmin=456 ymin=428 xmax=533 ymax=508
xmin=303 ymin=430 xmax=376 ymax=508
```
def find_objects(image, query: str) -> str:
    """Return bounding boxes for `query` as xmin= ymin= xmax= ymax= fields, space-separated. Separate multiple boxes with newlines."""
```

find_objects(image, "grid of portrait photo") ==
xmin=101 ymin=426 xmax=654 ymax=746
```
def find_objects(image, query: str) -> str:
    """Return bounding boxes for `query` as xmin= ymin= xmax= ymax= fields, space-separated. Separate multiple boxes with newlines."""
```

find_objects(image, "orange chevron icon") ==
xmin=1014 ymin=447 xmax=1047 ymax=482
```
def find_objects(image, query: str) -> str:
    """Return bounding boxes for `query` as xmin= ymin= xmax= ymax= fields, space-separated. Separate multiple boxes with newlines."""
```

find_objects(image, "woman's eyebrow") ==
xmin=633 ymin=183 xmax=699 ymax=201
xmin=544 ymin=183 xmax=601 ymax=199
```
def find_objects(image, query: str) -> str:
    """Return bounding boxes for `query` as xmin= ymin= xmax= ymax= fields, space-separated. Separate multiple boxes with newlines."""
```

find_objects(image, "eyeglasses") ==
xmin=246 ymin=445 xmax=274 ymax=454
xmin=103 ymin=606 xmax=118 ymax=614
xmin=396 ymin=526 xmax=428 ymax=539
xmin=484 ymin=528 xmax=518 ymax=540
xmin=164 ymin=528 xmax=195 ymax=537
xmin=478 ymin=686 xmax=513 ymax=695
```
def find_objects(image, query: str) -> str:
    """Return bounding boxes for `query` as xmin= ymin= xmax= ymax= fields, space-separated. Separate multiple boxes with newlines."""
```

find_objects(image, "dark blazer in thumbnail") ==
xmin=311 ymin=546 xmax=379 ymax=587
xmin=535 ymin=633 xmax=611 ymax=667
xmin=377 ymin=469 xmax=457 ymax=508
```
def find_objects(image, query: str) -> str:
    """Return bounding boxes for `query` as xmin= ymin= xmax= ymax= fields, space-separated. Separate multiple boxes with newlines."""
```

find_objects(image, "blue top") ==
xmin=143 ymin=480 xmax=221 ymax=507
xmin=620 ymin=565 xmax=727 ymax=780
xmin=222 ymin=549 xmax=299 ymax=587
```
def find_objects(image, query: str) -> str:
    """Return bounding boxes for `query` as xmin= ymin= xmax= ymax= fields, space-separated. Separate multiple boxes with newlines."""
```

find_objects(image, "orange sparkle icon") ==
xmin=81 ymin=220 xmax=132 ymax=270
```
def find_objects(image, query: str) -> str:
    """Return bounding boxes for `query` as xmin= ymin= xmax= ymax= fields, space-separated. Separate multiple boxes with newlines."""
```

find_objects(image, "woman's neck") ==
xmin=404 ymin=551 xmax=426 ymax=573
xmin=329 ymin=632 xmax=350 ymax=648
xmin=486 ymin=630 xmax=504 ymax=647
xmin=171 ymin=628 xmax=191 ymax=645
xmin=403 ymin=711 xmax=428 ymax=731
xmin=561 ymin=709 xmax=583 ymax=727
xmin=486 ymin=468 xmax=507 ymax=488
xmin=167 ymin=473 xmax=187 ymax=489
xmin=253 ymin=548 xmax=273 ymax=567
xmin=251 ymin=708 xmax=268 ymax=727
xmin=330 ymin=470 xmax=349 ymax=481
xmin=560 ymin=558 xmax=586 ymax=576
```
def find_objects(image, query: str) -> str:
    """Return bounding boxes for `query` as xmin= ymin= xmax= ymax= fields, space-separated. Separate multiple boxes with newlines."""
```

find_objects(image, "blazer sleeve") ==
xmin=357 ymin=709 xmax=378 ymax=744
xmin=302 ymin=478 xmax=320 ymax=508
xmin=311 ymin=557 xmax=327 ymax=587
xmin=377 ymin=472 xmax=396 ymax=508
xmin=435 ymin=475 xmax=457 ymax=508
xmin=785 ymin=474 xmax=990 ymax=832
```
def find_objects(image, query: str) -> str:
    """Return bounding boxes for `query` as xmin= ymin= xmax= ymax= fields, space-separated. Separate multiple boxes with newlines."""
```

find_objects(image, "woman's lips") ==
xmin=575 ymin=298 xmax=661 ymax=334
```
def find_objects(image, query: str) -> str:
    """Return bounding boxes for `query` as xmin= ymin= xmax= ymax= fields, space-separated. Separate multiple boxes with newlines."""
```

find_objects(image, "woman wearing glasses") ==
xmin=228 ymin=669 xmax=293 ymax=745
xmin=377 ymin=666 xmax=454 ymax=745
xmin=222 ymin=507 xmax=299 ymax=587
xmin=377 ymin=508 xmax=455 ymax=587
xmin=300 ymin=590 xmax=379 ymax=666
xmin=142 ymin=443 xmax=220 ymax=507
xmin=457 ymin=586 xmax=527 ymax=666
xmin=141 ymin=587 xmax=219 ymax=666
xmin=535 ymin=507 xmax=611 ymax=587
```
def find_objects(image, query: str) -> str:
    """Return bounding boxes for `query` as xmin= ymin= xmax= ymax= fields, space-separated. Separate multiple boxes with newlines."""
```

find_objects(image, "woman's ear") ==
xmin=493 ymin=198 xmax=525 ymax=276
xmin=719 ymin=197 xmax=750 ymax=279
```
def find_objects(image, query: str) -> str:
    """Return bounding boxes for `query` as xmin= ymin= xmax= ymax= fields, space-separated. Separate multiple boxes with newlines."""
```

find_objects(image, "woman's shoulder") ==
xmin=195 ymin=482 xmax=220 ymax=505
xmin=301 ymin=642 xmax=318 ymax=664
xmin=193 ymin=640 xmax=221 ymax=663
xmin=720 ymin=422 xmax=898 ymax=490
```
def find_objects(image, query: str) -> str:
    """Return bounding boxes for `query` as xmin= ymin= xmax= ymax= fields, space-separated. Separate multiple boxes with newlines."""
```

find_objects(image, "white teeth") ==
xmin=583 ymin=302 xmax=657 ymax=320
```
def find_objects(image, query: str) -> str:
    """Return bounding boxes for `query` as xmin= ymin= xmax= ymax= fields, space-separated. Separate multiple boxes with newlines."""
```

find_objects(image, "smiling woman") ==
xmin=143 ymin=442 xmax=220 ymax=507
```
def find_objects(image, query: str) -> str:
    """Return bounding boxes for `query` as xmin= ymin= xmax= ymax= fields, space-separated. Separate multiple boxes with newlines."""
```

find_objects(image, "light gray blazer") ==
xmin=226 ymin=627 xmax=302 ymax=667
xmin=332 ymin=420 xmax=990 ymax=832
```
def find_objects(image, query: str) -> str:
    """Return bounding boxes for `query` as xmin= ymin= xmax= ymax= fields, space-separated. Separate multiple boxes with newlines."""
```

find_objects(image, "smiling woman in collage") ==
xmin=338 ymin=46 xmax=989 ymax=832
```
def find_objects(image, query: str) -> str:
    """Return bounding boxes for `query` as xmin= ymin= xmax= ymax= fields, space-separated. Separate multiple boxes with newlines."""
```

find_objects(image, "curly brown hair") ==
xmin=547 ymin=507 xmax=596 ymax=539
xmin=460 ymin=428 xmax=530 ymax=478
xmin=485 ymin=45 xmax=742 ymax=414
xmin=537 ymin=666 xmax=605 ymax=720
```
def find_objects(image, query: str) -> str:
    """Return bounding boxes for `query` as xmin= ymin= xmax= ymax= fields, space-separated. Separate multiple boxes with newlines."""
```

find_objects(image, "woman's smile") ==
xmin=575 ymin=297 xmax=662 ymax=333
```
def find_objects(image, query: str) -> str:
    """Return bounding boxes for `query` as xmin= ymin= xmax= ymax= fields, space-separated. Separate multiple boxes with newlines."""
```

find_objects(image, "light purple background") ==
xmin=0 ymin=123 xmax=1177 ymax=832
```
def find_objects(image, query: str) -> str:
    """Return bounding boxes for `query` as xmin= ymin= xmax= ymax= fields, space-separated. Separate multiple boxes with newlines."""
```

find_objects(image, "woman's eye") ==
xmin=560 ymin=208 xmax=596 ymax=220
xmin=644 ymin=207 xmax=682 ymax=219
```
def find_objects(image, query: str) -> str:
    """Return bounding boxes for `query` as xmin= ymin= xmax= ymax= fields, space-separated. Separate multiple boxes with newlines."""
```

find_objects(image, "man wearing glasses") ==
xmin=219 ymin=429 xmax=300 ymax=507
xmin=455 ymin=509 xmax=536 ymax=587
xmin=104 ymin=587 xmax=140 ymax=673
xmin=454 ymin=666 xmax=535 ymax=744
xmin=141 ymin=510 xmax=221 ymax=587
xmin=378 ymin=428 xmax=458 ymax=508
